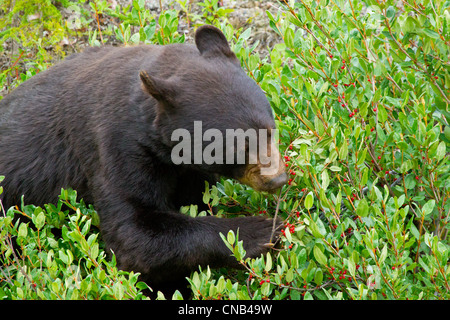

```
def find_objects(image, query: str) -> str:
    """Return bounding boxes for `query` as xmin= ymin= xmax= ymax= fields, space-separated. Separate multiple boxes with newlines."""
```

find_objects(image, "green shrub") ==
xmin=190 ymin=0 xmax=449 ymax=300
xmin=0 ymin=183 xmax=150 ymax=300
xmin=1 ymin=0 xmax=449 ymax=300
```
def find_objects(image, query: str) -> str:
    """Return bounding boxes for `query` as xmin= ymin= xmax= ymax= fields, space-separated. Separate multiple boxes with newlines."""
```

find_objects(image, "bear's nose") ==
xmin=266 ymin=172 xmax=288 ymax=191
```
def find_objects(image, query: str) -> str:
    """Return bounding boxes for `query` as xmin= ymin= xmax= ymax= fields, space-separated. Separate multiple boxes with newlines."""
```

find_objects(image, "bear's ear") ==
xmin=139 ymin=70 xmax=176 ymax=103
xmin=195 ymin=25 xmax=236 ymax=59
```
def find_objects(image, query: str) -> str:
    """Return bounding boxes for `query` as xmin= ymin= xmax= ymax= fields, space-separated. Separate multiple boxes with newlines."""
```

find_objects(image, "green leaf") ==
xmin=313 ymin=245 xmax=327 ymax=266
xmin=298 ymin=248 xmax=307 ymax=266
xmin=284 ymin=27 xmax=295 ymax=48
xmin=422 ymin=199 xmax=435 ymax=217
xmin=18 ymin=222 xmax=28 ymax=238
xmin=361 ymin=167 xmax=369 ymax=186
xmin=202 ymin=183 xmax=210 ymax=204
xmin=379 ymin=245 xmax=388 ymax=265
xmin=403 ymin=16 xmax=418 ymax=33
xmin=265 ymin=252 xmax=272 ymax=272
xmin=321 ymin=169 xmax=329 ymax=190
xmin=303 ymin=291 xmax=314 ymax=300
xmin=227 ymin=230 xmax=235 ymax=246
xmin=357 ymin=147 xmax=367 ymax=166
xmin=308 ymin=219 xmax=325 ymax=238
xmin=339 ymin=140 xmax=348 ymax=160
xmin=356 ymin=198 xmax=369 ymax=217
xmin=33 ymin=211 xmax=46 ymax=230
xmin=347 ymin=258 xmax=356 ymax=278
xmin=261 ymin=281 xmax=271 ymax=296
xmin=436 ymin=141 xmax=445 ymax=162
xmin=422 ymin=28 xmax=439 ymax=39
xmin=385 ymin=6 xmax=395 ymax=18
xmin=314 ymin=269 xmax=323 ymax=286
xmin=305 ymin=192 xmax=314 ymax=210
xmin=172 ymin=290 xmax=184 ymax=300
xmin=284 ymin=226 xmax=293 ymax=242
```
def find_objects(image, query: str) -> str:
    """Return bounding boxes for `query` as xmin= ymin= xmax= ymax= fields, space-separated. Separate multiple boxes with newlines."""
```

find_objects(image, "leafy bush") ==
xmin=0 ymin=182 xmax=151 ymax=300
xmin=1 ymin=0 xmax=449 ymax=300
xmin=185 ymin=0 xmax=450 ymax=300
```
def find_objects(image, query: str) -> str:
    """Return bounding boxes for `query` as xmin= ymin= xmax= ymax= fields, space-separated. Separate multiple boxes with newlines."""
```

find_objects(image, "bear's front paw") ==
xmin=231 ymin=216 xmax=282 ymax=260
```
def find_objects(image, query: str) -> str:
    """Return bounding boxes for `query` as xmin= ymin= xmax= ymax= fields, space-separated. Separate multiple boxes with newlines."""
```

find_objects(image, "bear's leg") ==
xmin=95 ymin=192 xmax=279 ymax=293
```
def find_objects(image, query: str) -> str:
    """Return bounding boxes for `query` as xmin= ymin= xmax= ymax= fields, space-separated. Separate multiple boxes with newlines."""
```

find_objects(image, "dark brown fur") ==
xmin=0 ymin=25 xmax=286 ymax=293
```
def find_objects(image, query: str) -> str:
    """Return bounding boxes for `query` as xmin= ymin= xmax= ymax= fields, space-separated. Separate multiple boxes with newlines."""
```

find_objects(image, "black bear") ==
xmin=0 ymin=25 xmax=287 ymax=293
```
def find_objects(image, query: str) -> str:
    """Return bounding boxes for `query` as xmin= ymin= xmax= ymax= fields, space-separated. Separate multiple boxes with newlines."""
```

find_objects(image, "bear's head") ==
xmin=140 ymin=25 xmax=287 ymax=193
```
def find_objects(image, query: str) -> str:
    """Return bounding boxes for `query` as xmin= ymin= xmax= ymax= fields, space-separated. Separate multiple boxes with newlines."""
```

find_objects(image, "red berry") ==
xmin=373 ymin=107 xmax=377 ymax=112
xmin=378 ymin=156 xmax=381 ymax=160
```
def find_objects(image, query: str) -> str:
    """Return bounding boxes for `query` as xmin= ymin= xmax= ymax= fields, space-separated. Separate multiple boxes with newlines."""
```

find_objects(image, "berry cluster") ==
xmin=328 ymin=264 xmax=361 ymax=282
xmin=281 ymin=222 xmax=296 ymax=237
xmin=284 ymin=154 xmax=298 ymax=185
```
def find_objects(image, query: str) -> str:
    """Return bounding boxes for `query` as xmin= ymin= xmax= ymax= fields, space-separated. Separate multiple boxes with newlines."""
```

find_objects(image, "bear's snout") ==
xmin=238 ymin=152 xmax=288 ymax=193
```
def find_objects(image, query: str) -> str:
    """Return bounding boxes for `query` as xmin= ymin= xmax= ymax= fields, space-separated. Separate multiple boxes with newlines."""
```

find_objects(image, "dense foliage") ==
xmin=1 ymin=0 xmax=449 ymax=300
